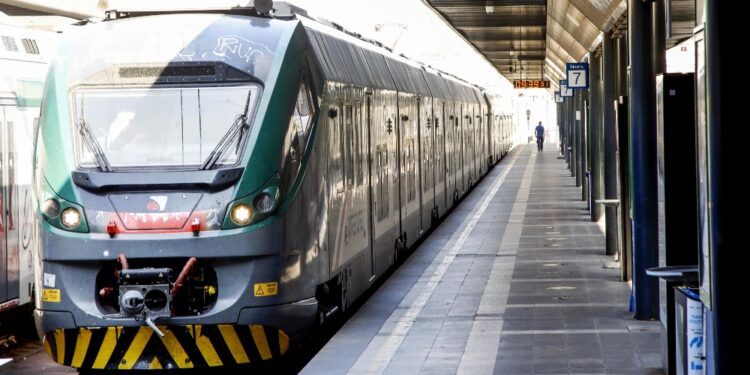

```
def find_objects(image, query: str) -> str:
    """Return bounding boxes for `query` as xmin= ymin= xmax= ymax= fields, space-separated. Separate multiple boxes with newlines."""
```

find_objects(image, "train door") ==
xmin=459 ymin=103 xmax=468 ymax=195
xmin=370 ymin=90 xmax=399 ymax=277
xmin=0 ymin=103 xmax=18 ymax=304
xmin=445 ymin=102 xmax=457 ymax=205
xmin=0 ymin=105 xmax=8 ymax=303
xmin=418 ymin=96 xmax=434 ymax=230
xmin=434 ymin=99 xmax=446 ymax=216
xmin=488 ymin=112 xmax=493 ymax=163
xmin=481 ymin=104 xmax=488 ymax=173
xmin=4 ymin=110 xmax=18 ymax=304
xmin=326 ymin=97 xmax=345 ymax=273
xmin=470 ymin=105 xmax=476 ymax=181
xmin=398 ymin=93 xmax=420 ymax=247
xmin=366 ymin=95 xmax=375 ymax=277
xmin=482 ymin=105 xmax=488 ymax=171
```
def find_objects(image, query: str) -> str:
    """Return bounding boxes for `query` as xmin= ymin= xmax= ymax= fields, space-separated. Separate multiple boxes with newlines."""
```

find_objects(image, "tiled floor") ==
xmin=302 ymin=144 xmax=663 ymax=375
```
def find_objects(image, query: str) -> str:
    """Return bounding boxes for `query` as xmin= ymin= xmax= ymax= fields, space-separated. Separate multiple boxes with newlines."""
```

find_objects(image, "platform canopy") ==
xmin=424 ymin=0 xmax=695 ymax=88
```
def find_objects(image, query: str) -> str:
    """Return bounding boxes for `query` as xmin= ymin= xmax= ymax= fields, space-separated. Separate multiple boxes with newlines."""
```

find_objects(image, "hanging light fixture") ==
xmin=485 ymin=1 xmax=494 ymax=15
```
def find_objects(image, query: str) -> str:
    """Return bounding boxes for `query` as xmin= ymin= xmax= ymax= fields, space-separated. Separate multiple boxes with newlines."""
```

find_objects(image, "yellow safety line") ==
xmin=160 ymin=326 xmax=194 ymax=369
xmin=118 ymin=326 xmax=152 ymax=369
xmin=149 ymin=356 xmax=163 ymax=369
xmin=279 ymin=331 xmax=290 ymax=354
xmin=70 ymin=329 xmax=92 ymax=368
xmin=250 ymin=325 xmax=272 ymax=360
xmin=218 ymin=325 xmax=250 ymax=364
xmin=194 ymin=325 xmax=223 ymax=367
xmin=92 ymin=327 xmax=118 ymax=369
xmin=54 ymin=330 xmax=65 ymax=364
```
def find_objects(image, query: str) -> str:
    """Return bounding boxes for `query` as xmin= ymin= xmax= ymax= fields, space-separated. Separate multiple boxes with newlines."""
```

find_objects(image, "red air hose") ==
xmin=117 ymin=253 xmax=129 ymax=271
xmin=102 ymin=254 xmax=130 ymax=298
xmin=171 ymin=257 xmax=197 ymax=297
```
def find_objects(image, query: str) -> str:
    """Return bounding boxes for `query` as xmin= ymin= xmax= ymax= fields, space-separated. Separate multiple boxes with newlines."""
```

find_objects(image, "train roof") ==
xmin=300 ymin=15 xmax=480 ymax=104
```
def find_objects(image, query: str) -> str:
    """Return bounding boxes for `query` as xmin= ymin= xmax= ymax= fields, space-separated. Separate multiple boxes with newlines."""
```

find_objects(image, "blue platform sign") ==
xmin=559 ymin=80 xmax=573 ymax=97
xmin=566 ymin=62 xmax=589 ymax=88
xmin=554 ymin=91 xmax=563 ymax=103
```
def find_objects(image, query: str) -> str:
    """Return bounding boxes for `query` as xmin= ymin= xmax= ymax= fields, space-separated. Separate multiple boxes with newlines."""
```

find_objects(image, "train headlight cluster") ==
xmin=223 ymin=181 xmax=280 ymax=229
xmin=230 ymin=204 xmax=253 ymax=226
xmin=41 ymin=180 xmax=89 ymax=233
xmin=61 ymin=208 xmax=82 ymax=229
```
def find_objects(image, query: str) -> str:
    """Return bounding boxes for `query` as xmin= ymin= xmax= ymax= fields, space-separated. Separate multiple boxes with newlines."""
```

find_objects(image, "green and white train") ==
xmin=0 ymin=16 xmax=55 ymax=315
xmin=33 ymin=5 xmax=517 ymax=370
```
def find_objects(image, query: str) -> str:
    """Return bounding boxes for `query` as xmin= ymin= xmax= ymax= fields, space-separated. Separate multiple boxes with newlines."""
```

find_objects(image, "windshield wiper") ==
xmin=200 ymin=114 xmax=248 ymax=170
xmin=201 ymin=91 xmax=253 ymax=170
xmin=78 ymin=119 xmax=112 ymax=172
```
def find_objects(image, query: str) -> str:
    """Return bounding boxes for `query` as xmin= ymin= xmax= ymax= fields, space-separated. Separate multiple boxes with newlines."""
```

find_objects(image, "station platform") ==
xmin=303 ymin=144 xmax=663 ymax=375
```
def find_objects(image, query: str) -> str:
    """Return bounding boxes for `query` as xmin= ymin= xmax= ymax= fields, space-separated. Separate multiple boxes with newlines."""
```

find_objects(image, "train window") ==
xmin=355 ymin=103 xmax=363 ymax=186
xmin=376 ymin=145 xmax=383 ymax=220
xmin=344 ymin=104 xmax=354 ymax=189
xmin=14 ymin=79 xmax=43 ymax=107
xmin=422 ymin=132 xmax=430 ymax=193
xmin=377 ymin=145 xmax=389 ymax=221
xmin=407 ymin=139 xmax=416 ymax=202
xmin=296 ymin=78 xmax=314 ymax=137
xmin=72 ymin=85 xmax=260 ymax=169
xmin=437 ymin=133 xmax=444 ymax=183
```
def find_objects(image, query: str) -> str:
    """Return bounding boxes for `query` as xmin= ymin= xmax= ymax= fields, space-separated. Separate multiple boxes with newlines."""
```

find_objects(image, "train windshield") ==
xmin=72 ymin=85 xmax=259 ymax=170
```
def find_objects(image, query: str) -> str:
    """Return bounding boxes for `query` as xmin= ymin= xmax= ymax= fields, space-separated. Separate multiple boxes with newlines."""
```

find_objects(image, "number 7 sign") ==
xmin=566 ymin=63 xmax=589 ymax=89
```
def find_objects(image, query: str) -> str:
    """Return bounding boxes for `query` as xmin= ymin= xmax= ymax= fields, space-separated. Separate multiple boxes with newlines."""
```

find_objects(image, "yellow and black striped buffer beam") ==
xmin=43 ymin=324 xmax=290 ymax=370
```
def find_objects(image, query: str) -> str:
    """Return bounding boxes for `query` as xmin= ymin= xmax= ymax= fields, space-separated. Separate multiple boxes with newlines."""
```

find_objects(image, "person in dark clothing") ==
xmin=535 ymin=121 xmax=545 ymax=151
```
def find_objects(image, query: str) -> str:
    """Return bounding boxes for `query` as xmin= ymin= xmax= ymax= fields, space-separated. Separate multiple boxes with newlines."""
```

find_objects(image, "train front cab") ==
xmin=33 ymin=14 xmax=329 ymax=370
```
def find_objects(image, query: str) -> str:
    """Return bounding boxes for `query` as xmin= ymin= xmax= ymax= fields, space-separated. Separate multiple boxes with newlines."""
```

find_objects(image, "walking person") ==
xmin=535 ymin=121 xmax=545 ymax=151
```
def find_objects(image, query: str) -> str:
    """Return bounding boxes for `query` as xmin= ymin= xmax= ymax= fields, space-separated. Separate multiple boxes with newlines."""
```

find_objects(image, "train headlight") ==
xmin=61 ymin=207 xmax=81 ymax=229
xmin=42 ymin=199 xmax=61 ymax=218
xmin=230 ymin=204 xmax=253 ymax=226
xmin=253 ymin=193 xmax=276 ymax=214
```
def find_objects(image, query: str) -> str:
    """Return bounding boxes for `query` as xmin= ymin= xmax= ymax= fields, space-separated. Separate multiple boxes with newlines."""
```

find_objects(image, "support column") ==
xmin=568 ymin=96 xmax=574 ymax=172
xmin=653 ymin=0 xmax=666 ymax=75
xmin=576 ymin=90 xmax=583 ymax=188
xmin=705 ymin=0 xmax=733 ymax=371
xmin=602 ymin=35 xmax=618 ymax=256
xmin=628 ymin=0 xmax=658 ymax=320
xmin=581 ymin=91 xmax=588 ymax=202
xmin=571 ymin=93 xmax=578 ymax=181
xmin=590 ymin=52 xmax=603 ymax=221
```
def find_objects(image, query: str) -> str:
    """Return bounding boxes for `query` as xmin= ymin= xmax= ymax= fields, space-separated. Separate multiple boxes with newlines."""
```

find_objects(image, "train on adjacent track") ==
xmin=0 ymin=15 xmax=56 ymax=317
xmin=33 ymin=4 xmax=517 ymax=371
